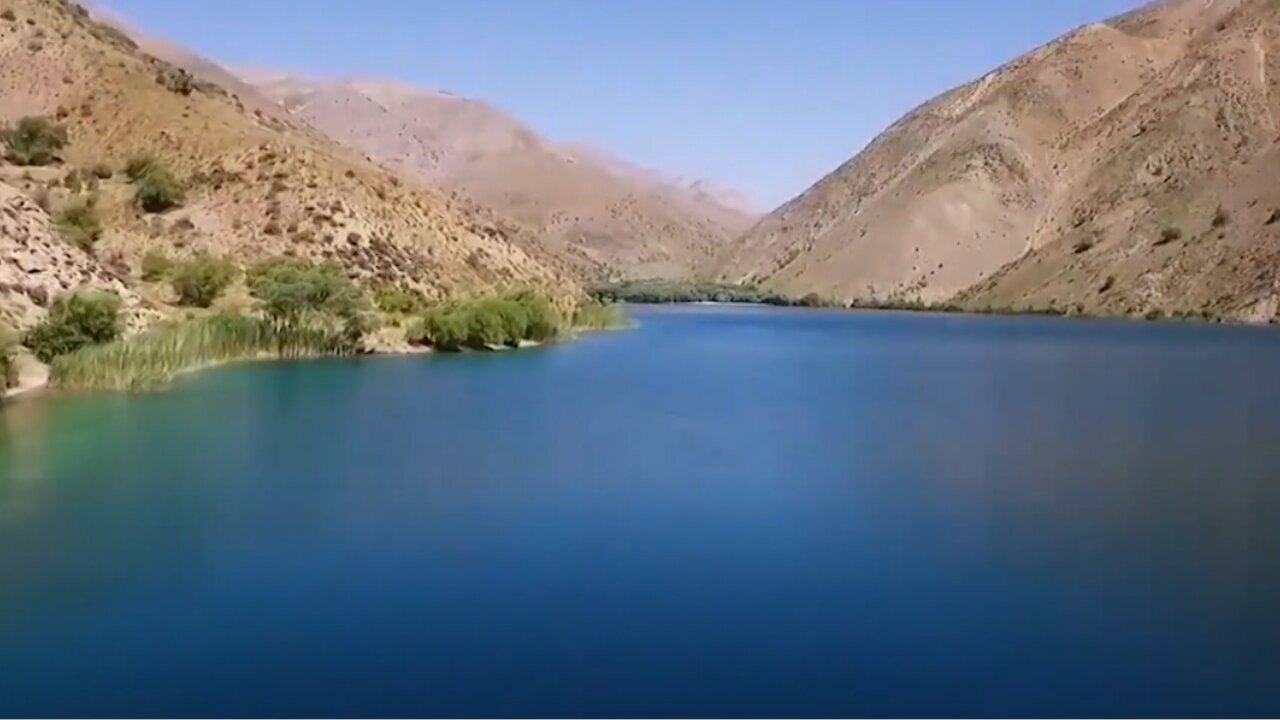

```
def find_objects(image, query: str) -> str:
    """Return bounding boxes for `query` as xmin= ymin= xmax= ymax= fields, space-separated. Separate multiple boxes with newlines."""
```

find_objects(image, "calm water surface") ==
xmin=2 ymin=306 xmax=1280 ymax=717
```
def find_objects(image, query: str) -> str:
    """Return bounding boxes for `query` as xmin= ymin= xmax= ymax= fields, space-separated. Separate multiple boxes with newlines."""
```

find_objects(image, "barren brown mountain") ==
xmin=717 ymin=0 xmax=1280 ymax=321
xmin=239 ymin=73 xmax=757 ymax=280
xmin=0 ymin=0 xmax=575 ymax=330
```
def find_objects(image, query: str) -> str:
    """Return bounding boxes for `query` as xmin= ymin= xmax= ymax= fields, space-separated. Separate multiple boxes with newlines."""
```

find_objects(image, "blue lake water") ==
xmin=2 ymin=305 xmax=1280 ymax=717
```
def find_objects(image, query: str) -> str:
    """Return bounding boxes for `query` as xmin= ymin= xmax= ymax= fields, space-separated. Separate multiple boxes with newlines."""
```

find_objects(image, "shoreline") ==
xmin=2 ymin=335 xmax=573 ymax=402
xmin=623 ymin=300 xmax=1268 ymax=326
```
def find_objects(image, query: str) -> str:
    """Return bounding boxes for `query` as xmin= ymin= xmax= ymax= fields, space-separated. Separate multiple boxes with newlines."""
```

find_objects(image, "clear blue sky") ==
xmin=102 ymin=0 xmax=1140 ymax=209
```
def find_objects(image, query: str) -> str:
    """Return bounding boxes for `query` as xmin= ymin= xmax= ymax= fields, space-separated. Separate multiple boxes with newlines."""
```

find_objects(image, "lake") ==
xmin=2 ymin=305 xmax=1280 ymax=717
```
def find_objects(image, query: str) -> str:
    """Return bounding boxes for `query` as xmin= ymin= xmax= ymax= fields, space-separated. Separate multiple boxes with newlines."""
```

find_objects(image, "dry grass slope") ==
xmin=0 ymin=0 xmax=576 ymax=322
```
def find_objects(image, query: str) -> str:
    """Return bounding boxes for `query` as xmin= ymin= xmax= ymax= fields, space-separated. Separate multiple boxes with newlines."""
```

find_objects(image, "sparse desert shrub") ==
xmin=1073 ymin=237 xmax=1095 ymax=254
xmin=56 ymin=196 xmax=103 ymax=252
xmin=171 ymin=255 xmax=236 ymax=308
xmin=140 ymin=249 xmax=173 ymax=281
xmin=1099 ymin=275 xmax=1116 ymax=294
xmin=1 ymin=9 xmax=16 ymax=22
xmin=63 ymin=169 xmax=82 ymax=193
xmin=2 ymin=116 xmax=67 ymax=166
xmin=125 ymin=155 xmax=157 ymax=181
xmin=155 ymin=66 xmax=194 ymax=95
xmin=1155 ymin=226 xmax=1182 ymax=246
xmin=23 ymin=290 xmax=122 ymax=363
xmin=31 ymin=186 xmax=51 ymax=212
xmin=133 ymin=163 xmax=184 ymax=213
xmin=1211 ymin=206 xmax=1230 ymax=228
xmin=90 ymin=162 xmax=113 ymax=179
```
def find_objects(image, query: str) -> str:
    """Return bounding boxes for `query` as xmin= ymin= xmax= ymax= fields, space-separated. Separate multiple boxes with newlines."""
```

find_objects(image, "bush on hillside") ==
xmin=140 ymin=249 xmax=173 ymax=281
xmin=2 ymin=116 xmax=67 ymax=166
xmin=90 ymin=162 xmax=114 ymax=179
xmin=1155 ymin=226 xmax=1182 ymax=246
xmin=55 ymin=196 xmax=103 ymax=253
xmin=171 ymin=255 xmax=236 ymax=308
xmin=125 ymin=155 xmax=158 ymax=181
xmin=24 ymin=290 xmax=122 ymax=363
xmin=133 ymin=163 xmax=185 ymax=213
xmin=372 ymin=283 xmax=427 ymax=315
xmin=247 ymin=259 xmax=364 ymax=324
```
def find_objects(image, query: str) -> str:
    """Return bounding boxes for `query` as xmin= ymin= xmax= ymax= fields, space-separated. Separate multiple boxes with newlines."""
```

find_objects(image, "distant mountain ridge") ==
xmin=238 ymin=72 xmax=758 ymax=280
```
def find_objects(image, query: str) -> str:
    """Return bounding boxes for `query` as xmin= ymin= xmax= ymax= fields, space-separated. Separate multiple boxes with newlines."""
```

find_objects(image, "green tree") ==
xmin=24 ymin=290 xmax=122 ymax=362
xmin=247 ymin=259 xmax=363 ymax=326
xmin=2 ymin=116 xmax=68 ymax=166
xmin=171 ymin=255 xmax=236 ymax=308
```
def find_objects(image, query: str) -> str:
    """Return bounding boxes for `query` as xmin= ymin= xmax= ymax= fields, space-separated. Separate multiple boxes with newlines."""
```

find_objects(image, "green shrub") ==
xmin=507 ymin=290 xmax=562 ymax=341
xmin=50 ymin=314 xmax=358 ymax=392
xmin=411 ymin=291 xmax=564 ymax=351
xmin=2 ymin=116 xmax=67 ymax=166
xmin=171 ymin=255 xmax=236 ymax=308
xmin=248 ymin=258 xmax=363 ymax=324
xmin=140 ymin=249 xmax=173 ymax=281
xmin=133 ymin=163 xmax=184 ymax=213
xmin=373 ymin=283 xmax=426 ymax=315
xmin=55 ymin=196 xmax=103 ymax=252
xmin=124 ymin=155 xmax=158 ymax=181
xmin=24 ymin=290 xmax=123 ymax=363
xmin=572 ymin=298 xmax=626 ymax=330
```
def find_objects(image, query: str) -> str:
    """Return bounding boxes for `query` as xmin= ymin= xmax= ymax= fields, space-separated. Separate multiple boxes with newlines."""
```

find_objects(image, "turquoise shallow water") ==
xmin=2 ymin=305 xmax=1280 ymax=717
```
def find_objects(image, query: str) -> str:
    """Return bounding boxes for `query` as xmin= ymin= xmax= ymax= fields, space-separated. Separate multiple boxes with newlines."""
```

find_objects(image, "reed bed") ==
xmin=51 ymin=314 xmax=353 ymax=392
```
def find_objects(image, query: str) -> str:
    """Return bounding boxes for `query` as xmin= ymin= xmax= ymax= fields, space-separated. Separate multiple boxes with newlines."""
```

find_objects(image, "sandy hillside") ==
xmin=240 ymin=73 xmax=757 ymax=280
xmin=0 ymin=0 xmax=577 ymax=335
xmin=716 ymin=0 xmax=1280 ymax=320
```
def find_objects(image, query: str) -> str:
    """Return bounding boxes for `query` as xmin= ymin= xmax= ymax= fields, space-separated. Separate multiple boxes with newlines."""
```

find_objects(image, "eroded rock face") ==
xmin=0 ymin=181 xmax=141 ymax=331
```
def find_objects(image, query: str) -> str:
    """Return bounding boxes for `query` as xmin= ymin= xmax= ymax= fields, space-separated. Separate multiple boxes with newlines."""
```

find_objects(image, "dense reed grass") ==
xmin=50 ymin=314 xmax=355 ymax=391
xmin=572 ymin=298 xmax=629 ymax=331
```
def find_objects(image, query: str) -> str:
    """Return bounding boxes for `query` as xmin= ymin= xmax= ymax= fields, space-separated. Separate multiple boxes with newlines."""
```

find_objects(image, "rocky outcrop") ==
xmin=0 ymin=181 xmax=139 ymax=330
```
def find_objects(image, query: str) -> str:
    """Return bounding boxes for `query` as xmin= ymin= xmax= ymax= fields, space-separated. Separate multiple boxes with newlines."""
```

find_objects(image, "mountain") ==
xmin=0 ymin=0 xmax=575 ymax=330
xmin=716 ymin=0 xmax=1280 ymax=321
xmin=238 ymin=73 xmax=757 ymax=280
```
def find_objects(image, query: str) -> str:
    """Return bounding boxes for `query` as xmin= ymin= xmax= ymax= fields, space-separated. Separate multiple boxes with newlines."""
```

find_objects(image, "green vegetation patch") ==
xmin=50 ymin=314 xmax=356 ymax=392
xmin=55 ymin=196 xmax=103 ymax=253
xmin=407 ymin=291 xmax=566 ymax=352
xmin=24 ymin=290 xmax=122 ymax=363
xmin=171 ymin=255 xmax=237 ymax=308
xmin=2 ymin=116 xmax=68 ymax=166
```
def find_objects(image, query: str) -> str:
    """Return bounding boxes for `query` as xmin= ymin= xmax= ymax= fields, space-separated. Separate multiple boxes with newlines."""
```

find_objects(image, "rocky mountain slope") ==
xmin=0 ymin=179 xmax=138 ymax=330
xmin=717 ymin=0 xmax=1280 ymax=320
xmin=0 ymin=0 xmax=576 ymax=331
xmin=239 ymin=73 xmax=756 ymax=280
